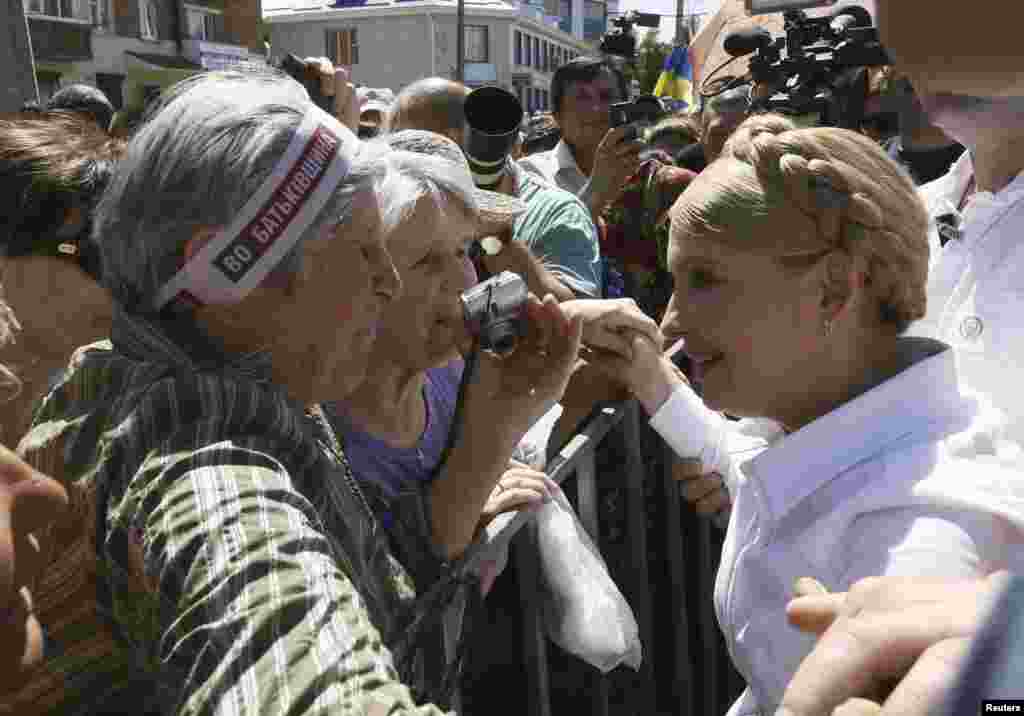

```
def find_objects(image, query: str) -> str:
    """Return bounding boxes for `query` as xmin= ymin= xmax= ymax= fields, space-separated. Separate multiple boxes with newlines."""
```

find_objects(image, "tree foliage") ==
xmin=633 ymin=29 xmax=671 ymax=95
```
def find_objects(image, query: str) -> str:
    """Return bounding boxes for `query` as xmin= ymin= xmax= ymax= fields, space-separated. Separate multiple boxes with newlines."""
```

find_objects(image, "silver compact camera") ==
xmin=460 ymin=271 xmax=528 ymax=357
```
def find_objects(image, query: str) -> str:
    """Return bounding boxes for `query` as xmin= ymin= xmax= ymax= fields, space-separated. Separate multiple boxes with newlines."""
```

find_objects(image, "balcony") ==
xmin=27 ymin=16 xmax=93 ymax=62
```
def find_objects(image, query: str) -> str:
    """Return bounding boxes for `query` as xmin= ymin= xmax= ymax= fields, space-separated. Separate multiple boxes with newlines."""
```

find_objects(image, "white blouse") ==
xmin=648 ymin=339 xmax=1024 ymax=716
xmin=911 ymin=152 xmax=1024 ymax=463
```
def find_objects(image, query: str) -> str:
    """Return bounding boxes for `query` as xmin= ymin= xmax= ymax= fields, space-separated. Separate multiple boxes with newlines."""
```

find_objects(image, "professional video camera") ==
xmin=708 ymin=3 xmax=891 ymax=129
xmin=599 ymin=11 xmax=661 ymax=60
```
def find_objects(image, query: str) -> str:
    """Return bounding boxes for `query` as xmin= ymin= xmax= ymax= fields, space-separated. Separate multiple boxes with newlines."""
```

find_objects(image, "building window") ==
xmin=185 ymin=5 xmax=221 ymax=41
xmin=464 ymin=25 xmax=488 ymax=63
xmin=89 ymin=0 xmax=109 ymax=26
xmin=325 ymin=28 xmax=358 ymax=65
xmin=139 ymin=0 xmax=158 ymax=39
xmin=584 ymin=0 xmax=605 ymax=41
xmin=532 ymin=36 xmax=540 ymax=68
xmin=514 ymin=30 xmax=522 ymax=65
xmin=25 ymin=0 xmax=90 ymax=21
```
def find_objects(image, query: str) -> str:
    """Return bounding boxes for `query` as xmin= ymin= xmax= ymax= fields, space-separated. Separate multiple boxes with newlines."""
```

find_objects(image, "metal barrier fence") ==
xmin=461 ymin=399 xmax=746 ymax=715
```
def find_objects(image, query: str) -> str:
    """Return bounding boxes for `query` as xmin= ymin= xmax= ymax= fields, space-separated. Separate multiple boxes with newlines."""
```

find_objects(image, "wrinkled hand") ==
xmin=560 ymin=298 xmax=662 ymax=360
xmin=778 ymin=572 xmax=1010 ymax=716
xmin=672 ymin=457 xmax=730 ymax=527
xmin=479 ymin=460 xmax=555 ymax=527
xmin=306 ymin=58 xmax=359 ymax=132
xmin=0 ymin=444 xmax=68 ymax=690
xmin=584 ymin=331 xmax=686 ymax=415
xmin=465 ymin=294 xmax=584 ymax=446
xmin=587 ymin=125 xmax=644 ymax=212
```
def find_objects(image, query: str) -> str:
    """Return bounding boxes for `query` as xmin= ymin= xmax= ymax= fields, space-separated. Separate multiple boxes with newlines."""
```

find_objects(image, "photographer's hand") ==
xmin=305 ymin=58 xmax=359 ymax=133
xmin=582 ymin=125 xmax=644 ymax=215
xmin=428 ymin=295 xmax=582 ymax=559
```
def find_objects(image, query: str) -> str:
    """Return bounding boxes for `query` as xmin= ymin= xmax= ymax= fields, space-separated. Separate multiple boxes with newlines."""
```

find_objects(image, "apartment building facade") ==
xmin=264 ymin=0 xmax=600 ymax=114
xmin=24 ymin=0 xmax=266 ymax=109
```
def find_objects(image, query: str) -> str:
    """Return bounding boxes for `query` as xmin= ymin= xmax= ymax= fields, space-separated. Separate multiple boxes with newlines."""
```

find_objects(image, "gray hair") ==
xmin=372 ymin=130 xmax=480 ymax=236
xmin=94 ymin=69 xmax=388 ymax=308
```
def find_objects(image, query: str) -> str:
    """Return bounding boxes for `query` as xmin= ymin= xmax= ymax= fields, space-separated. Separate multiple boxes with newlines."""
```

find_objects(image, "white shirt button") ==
xmin=959 ymin=316 xmax=984 ymax=341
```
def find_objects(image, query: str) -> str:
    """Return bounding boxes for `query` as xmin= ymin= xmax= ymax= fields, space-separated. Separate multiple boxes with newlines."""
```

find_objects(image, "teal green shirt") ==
xmin=512 ymin=162 xmax=602 ymax=297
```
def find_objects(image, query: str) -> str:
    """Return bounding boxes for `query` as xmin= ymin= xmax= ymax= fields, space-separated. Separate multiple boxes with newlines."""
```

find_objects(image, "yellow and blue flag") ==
xmin=653 ymin=46 xmax=694 ymax=109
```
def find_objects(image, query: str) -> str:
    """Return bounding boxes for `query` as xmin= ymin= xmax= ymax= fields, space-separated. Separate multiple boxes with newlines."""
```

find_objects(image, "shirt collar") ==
xmin=743 ymin=339 xmax=976 ymax=526
xmin=554 ymin=139 xmax=585 ymax=179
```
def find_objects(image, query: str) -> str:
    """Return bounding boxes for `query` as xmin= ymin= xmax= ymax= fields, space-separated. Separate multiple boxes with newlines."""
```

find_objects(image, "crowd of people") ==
xmin=1 ymin=0 xmax=1023 ymax=713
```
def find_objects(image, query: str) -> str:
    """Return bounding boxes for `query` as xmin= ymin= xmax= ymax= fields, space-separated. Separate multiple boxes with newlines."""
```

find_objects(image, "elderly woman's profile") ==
xmin=4 ymin=69 xmax=584 ymax=715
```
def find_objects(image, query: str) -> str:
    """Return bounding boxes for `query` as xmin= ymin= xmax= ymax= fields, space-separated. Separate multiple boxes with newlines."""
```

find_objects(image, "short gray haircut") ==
xmin=94 ymin=69 xmax=388 ymax=308
xmin=373 ymin=130 xmax=480 ymax=235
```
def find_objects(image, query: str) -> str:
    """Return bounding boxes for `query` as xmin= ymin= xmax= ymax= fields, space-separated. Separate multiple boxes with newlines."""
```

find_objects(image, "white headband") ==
xmin=153 ymin=105 xmax=357 ymax=312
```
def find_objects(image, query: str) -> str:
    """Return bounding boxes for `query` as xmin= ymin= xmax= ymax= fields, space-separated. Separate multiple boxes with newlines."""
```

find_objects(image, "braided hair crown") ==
xmin=678 ymin=114 xmax=930 ymax=331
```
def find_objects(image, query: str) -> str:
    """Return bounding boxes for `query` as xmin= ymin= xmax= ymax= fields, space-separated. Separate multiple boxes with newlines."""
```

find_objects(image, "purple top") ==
xmin=327 ymin=360 xmax=463 ymax=500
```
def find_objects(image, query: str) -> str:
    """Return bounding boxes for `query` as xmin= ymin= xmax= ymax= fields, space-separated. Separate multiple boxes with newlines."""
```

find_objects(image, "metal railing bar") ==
xmin=660 ymin=449 xmax=696 ymax=714
xmin=574 ymin=447 xmax=611 ymax=716
xmin=617 ymin=401 xmax=657 ymax=711
xmin=460 ymin=403 xmax=628 ymax=574
xmin=513 ymin=523 xmax=553 ymax=716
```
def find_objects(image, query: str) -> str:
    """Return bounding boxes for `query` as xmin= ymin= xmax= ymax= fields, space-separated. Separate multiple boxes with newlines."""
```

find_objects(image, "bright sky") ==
xmin=618 ymin=0 xmax=722 ymax=44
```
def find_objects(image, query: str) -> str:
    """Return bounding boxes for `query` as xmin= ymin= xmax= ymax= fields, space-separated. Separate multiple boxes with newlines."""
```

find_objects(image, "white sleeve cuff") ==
xmin=648 ymin=384 xmax=732 ymax=476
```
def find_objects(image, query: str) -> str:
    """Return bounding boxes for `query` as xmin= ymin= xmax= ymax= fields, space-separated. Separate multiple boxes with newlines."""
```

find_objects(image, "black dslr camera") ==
xmin=460 ymin=271 xmax=528 ymax=357
xmin=278 ymin=54 xmax=333 ymax=113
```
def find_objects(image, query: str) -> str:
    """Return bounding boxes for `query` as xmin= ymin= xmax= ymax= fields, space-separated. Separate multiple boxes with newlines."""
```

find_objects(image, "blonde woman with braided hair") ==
xmin=590 ymin=116 xmax=1024 ymax=716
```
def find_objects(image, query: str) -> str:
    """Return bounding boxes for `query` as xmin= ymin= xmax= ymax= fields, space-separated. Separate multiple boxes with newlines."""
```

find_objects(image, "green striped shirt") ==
xmin=11 ymin=310 xmax=456 ymax=715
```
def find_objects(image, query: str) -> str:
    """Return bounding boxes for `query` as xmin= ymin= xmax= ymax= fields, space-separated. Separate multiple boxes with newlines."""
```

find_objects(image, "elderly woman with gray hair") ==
xmin=9 ymin=69 xmax=582 ymax=716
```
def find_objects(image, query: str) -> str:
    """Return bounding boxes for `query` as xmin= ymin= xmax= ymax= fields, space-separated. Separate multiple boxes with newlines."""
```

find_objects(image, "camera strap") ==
xmin=153 ymin=105 xmax=357 ymax=312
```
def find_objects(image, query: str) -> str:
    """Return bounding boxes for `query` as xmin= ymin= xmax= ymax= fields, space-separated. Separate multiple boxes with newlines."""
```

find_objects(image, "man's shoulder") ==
xmin=519 ymin=148 xmax=559 ymax=177
xmin=518 ymin=168 xmax=583 ymax=207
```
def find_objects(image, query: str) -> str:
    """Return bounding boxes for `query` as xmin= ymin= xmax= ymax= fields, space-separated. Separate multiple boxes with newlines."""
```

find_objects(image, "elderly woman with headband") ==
xmin=8 ymin=69 xmax=582 ymax=716
xmin=591 ymin=117 xmax=1024 ymax=716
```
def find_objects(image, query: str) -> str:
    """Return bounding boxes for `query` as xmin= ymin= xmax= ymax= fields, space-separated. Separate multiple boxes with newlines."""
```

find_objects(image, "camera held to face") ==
xmin=460 ymin=271 xmax=528 ymax=357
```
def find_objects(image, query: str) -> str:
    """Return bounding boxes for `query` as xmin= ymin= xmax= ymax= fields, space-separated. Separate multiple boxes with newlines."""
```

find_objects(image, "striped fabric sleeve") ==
xmin=103 ymin=438 xmax=451 ymax=716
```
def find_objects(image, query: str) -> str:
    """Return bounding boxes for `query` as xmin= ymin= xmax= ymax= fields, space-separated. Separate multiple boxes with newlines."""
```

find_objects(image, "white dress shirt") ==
xmin=648 ymin=339 xmax=1024 ymax=716
xmin=911 ymin=152 xmax=1024 ymax=461
xmin=519 ymin=139 xmax=589 ymax=196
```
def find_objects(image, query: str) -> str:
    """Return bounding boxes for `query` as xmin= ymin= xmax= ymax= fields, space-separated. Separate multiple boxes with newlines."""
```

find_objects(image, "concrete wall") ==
xmin=268 ymin=10 xmax=587 ymax=94
xmin=1 ymin=0 xmax=39 ymax=110
xmin=271 ymin=15 xmax=434 ymax=93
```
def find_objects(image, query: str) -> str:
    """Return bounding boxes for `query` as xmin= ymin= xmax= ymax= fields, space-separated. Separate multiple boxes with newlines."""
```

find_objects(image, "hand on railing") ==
xmin=672 ymin=456 xmax=731 ymax=529
xmin=478 ymin=460 xmax=554 ymax=528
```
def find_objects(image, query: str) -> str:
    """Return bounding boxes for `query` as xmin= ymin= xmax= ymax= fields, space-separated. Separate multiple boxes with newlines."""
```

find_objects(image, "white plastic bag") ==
xmin=535 ymin=483 xmax=643 ymax=673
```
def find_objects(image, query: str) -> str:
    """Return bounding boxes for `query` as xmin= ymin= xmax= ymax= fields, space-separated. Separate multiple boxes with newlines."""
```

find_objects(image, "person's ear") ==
xmin=818 ymin=250 xmax=864 ymax=323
